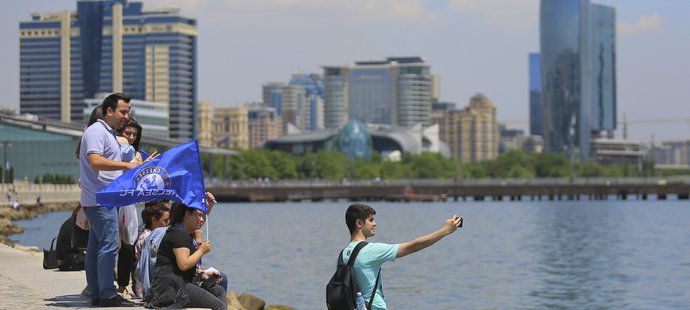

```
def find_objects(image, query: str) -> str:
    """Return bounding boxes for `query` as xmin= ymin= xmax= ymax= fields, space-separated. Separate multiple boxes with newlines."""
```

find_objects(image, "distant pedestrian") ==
xmin=6 ymin=192 xmax=10 ymax=203
xmin=12 ymin=200 xmax=20 ymax=211
xmin=36 ymin=195 xmax=43 ymax=206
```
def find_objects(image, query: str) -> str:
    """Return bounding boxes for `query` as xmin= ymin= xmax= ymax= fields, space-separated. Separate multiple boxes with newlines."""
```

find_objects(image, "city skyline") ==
xmin=2 ymin=0 xmax=688 ymax=142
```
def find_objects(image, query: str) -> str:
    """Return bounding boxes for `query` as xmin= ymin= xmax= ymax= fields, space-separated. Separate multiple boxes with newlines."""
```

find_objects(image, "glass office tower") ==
xmin=590 ymin=3 xmax=617 ymax=136
xmin=540 ymin=0 xmax=592 ymax=161
xmin=540 ymin=0 xmax=616 ymax=161
xmin=19 ymin=0 xmax=197 ymax=140
xmin=529 ymin=53 xmax=543 ymax=136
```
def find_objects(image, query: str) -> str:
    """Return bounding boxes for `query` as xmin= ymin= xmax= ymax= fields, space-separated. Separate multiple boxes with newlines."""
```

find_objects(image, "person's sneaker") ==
xmin=91 ymin=298 xmax=100 ymax=306
xmin=80 ymin=286 xmax=91 ymax=301
xmin=99 ymin=294 xmax=137 ymax=307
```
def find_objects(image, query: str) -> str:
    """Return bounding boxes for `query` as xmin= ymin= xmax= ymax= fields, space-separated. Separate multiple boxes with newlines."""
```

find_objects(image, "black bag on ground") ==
xmin=42 ymin=238 xmax=58 ymax=269
xmin=58 ymin=251 xmax=85 ymax=271
xmin=327 ymin=241 xmax=380 ymax=310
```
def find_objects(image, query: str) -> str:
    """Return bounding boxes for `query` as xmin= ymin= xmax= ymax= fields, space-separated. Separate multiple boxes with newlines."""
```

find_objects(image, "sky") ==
xmin=1 ymin=0 xmax=689 ymax=142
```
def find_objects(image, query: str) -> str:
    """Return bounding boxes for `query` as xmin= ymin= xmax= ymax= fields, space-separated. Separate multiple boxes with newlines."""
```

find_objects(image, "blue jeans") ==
xmin=84 ymin=206 xmax=119 ymax=300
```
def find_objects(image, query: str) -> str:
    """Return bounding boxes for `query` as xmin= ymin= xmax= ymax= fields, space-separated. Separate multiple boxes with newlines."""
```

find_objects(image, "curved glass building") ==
xmin=336 ymin=120 xmax=373 ymax=159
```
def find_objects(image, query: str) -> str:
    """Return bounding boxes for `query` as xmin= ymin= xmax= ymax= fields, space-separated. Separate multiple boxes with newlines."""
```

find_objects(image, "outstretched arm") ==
xmin=397 ymin=215 xmax=462 ymax=258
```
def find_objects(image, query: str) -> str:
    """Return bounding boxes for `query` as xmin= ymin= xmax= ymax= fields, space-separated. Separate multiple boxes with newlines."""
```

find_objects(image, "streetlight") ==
xmin=1 ymin=141 xmax=12 ymax=184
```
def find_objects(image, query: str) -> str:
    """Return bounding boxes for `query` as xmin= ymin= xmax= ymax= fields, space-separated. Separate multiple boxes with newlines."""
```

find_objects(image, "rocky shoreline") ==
xmin=0 ymin=201 xmax=79 ymax=246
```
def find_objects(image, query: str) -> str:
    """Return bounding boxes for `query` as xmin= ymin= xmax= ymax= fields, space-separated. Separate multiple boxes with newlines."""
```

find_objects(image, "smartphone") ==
xmin=457 ymin=218 xmax=463 ymax=228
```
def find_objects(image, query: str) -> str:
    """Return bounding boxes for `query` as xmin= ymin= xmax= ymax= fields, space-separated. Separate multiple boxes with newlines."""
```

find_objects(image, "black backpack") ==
xmin=326 ymin=242 xmax=380 ymax=310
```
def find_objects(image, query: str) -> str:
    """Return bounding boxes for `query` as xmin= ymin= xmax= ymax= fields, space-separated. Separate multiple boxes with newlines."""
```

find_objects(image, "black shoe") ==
xmin=99 ymin=294 xmax=137 ymax=307
xmin=91 ymin=298 xmax=100 ymax=306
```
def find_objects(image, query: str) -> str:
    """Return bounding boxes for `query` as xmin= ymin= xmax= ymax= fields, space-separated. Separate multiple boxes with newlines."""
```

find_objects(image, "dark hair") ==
xmin=118 ymin=119 xmax=143 ymax=151
xmin=142 ymin=200 xmax=170 ymax=230
xmin=76 ymin=104 xmax=106 ymax=159
xmin=169 ymin=202 xmax=194 ymax=226
xmin=101 ymin=92 xmax=131 ymax=116
xmin=88 ymin=104 xmax=103 ymax=127
xmin=345 ymin=203 xmax=376 ymax=234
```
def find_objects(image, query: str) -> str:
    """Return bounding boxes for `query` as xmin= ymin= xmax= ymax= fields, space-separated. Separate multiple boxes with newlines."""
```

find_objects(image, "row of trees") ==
xmin=33 ymin=173 xmax=76 ymax=184
xmin=202 ymin=149 xmax=666 ymax=181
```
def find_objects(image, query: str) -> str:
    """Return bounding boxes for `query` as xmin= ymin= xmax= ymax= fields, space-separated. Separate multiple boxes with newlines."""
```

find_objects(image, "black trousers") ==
xmin=184 ymin=282 xmax=227 ymax=310
xmin=117 ymin=242 xmax=135 ymax=288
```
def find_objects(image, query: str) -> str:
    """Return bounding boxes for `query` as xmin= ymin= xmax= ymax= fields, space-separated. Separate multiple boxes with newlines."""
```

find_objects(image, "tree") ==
xmin=268 ymin=151 xmax=298 ymax=179
xmin=353 ymin=159 xmax=380 ymax=179
xmin=242 ymin=149 xmax=277 ymax=179
xmin=312 ymin=151 xmax=350 ymax=180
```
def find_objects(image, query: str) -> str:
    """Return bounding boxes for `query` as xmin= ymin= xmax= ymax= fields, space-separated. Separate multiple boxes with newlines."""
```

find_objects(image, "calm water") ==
xmin=13 ymin=199 xmax=690 ymax=309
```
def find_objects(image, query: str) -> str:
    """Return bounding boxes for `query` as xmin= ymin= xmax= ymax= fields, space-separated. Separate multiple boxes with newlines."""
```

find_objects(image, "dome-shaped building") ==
xmin=335 ymin=120 xmax=373 ymax=159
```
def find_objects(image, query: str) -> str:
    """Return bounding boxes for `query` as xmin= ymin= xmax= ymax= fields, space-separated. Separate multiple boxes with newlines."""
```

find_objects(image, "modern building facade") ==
xmin=322 ymin=57 xmax=433 ymax=129
xmin=264 ymin=120 xmax=450 ymax=159
xmin=590 ymin=3 xmax=617 ymax=137
xmin=529 ymin=53 xmax=543 ymax=136
xmin=540 ymin=0 xmax=616 ymax=161
xmin=653 ymin=141 xmax=690 ymax=168
xmin=0 ymin=112 xmax=236 ymax=182
xmin=591 ymin=138 xmax=646 ymax=166
xmin=262 ymin=82 xmax=306 ymax=135
xmin=20 ymin=0 xmax=197 ymax=139
xmin=289 ymin=73 xmax=324 ymax=131
xmin=247 ymin=103 xmax=279 ymax=149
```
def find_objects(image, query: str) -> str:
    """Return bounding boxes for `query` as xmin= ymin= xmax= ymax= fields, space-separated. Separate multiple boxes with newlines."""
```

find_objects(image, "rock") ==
xmin=227 ymin=291 xmax=247 ymax=310
xmin=13 ymin=244 xmax=39 ymax=252
xmin=238 ymin=292 xmax=266 ymax=310
xmin=266 ymin=305 xmax=297 ymax=310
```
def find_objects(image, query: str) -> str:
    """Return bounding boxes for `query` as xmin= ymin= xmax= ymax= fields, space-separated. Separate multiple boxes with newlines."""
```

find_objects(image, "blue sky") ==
xmin=2 ymin=0 xmax=688 ymax=142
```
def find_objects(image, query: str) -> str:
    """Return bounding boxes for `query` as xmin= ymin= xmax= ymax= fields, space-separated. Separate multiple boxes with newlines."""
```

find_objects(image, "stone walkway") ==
xmin=0 ymin=243 xmax=144 ymax=309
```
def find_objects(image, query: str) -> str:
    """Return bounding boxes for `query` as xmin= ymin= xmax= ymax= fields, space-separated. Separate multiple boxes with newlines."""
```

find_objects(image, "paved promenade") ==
xmin=0 ymin=243 xmax=142 ymax=309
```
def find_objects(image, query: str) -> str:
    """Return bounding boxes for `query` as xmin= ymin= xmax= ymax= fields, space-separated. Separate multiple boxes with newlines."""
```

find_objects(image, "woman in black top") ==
xmin=145 ymin=202 xmax=227 ymax=309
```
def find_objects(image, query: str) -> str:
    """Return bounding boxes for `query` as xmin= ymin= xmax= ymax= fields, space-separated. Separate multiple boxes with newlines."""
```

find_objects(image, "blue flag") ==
xmin=96 ymin=140 xmax=207 ymax=213
xmin=139 ymin=149 xmax=151 ymax=161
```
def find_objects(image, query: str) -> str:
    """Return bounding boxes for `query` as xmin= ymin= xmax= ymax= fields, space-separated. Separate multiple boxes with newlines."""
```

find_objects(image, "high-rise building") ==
xmin=289 ymin=73 xmax=324 ymax=131
xmin=540 ymin=0 xmax=616 ymax=161
xmin=247 ymin=103 xmax=279 ymax=148
xmin=19 ymin=0 xmax=197 ymax=139
xmin=590 ymin=4 xmax=616 ymax=138
xmin=322 ymin=57 xmax=433 ymax=129
xmin=262 ymin=82 xmax=306 ymax=134
xmin=529 ymin=53 xmax=543 ymax=136
xmin=458 ymin=94 xmax=498 ymax=162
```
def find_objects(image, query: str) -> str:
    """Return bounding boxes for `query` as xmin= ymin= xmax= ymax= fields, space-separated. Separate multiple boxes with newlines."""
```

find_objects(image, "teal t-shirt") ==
xmin=341 ymin=241 xmax=399 ymax=310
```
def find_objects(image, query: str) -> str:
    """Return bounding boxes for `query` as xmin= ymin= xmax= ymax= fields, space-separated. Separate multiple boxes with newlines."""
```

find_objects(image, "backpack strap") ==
xmin=337 ymin=241 xmax=368 ymax=267
xmin=368 ymin=268 xmax=381 ymax=309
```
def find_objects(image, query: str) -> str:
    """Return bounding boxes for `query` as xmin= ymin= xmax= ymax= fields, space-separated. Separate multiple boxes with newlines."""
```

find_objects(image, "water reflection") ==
xmin=529 ymin=202 xmax=627 ymax=309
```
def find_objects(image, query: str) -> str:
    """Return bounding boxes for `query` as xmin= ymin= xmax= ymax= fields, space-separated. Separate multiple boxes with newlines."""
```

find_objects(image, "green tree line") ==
xmin=34 ymin=173 xmax=76 ymax=184
xmin=203 ymin=149 xmax=677 ymax=181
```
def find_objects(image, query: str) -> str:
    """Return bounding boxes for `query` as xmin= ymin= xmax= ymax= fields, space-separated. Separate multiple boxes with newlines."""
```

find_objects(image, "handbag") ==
xmin=42 ymin=237 xmax=58 ymax=269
